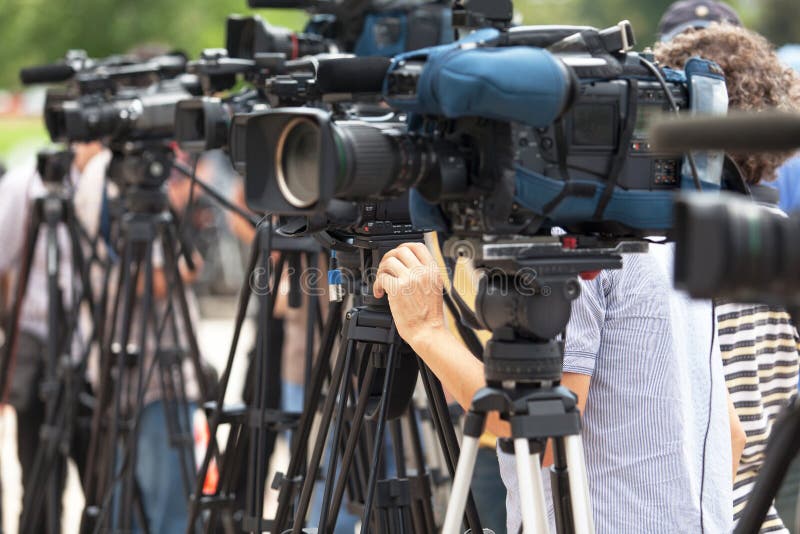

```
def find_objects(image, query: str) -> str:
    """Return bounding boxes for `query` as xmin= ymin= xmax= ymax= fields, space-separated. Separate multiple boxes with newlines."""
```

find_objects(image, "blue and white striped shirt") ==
xmin=499 ymin=244 xmax=733 ymax=533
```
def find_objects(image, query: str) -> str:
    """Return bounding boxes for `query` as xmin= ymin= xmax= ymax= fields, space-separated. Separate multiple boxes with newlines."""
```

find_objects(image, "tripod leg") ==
xmin=119 ymin=239 xmax=156 ymax=530
xmin=316 ymin=338 xmax=359 ymax=532
xmin=272 ymin=301 xmax=343 ymax=532
xmin=403 ymin=405 xmax=437 ymax=533
xmin=186 ymin=226 xmax=262 ymax=532
xmin=94 ymin=237 xmax=143 ymax=532
xmin=82 ymin=240 xmax=124 ymax=511
xmin=290 ymin=337 xmax=356 ymax=534
xmin=417 ymin=361 xmax=483 ymax=533
xmin=361 ymin=339 xmax=401 ymax=533
xmin=324 ymin=357 xmax=377 ymax=532
xmin=513 ymin=438 xmax=549 ymax=534
xmin=441 ymin=415 xmax=484 ymax=534
xmin=563 ymin=435 xmax=594 ymax=534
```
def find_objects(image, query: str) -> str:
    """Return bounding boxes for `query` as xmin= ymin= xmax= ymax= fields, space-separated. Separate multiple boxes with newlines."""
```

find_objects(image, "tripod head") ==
xmin=37 ymin=147 xmax=74 ymax=191
xmin=107 ymin=140 xmax=175 ymax=214
xmin=445 ymin=237 xmax=646 ymax=386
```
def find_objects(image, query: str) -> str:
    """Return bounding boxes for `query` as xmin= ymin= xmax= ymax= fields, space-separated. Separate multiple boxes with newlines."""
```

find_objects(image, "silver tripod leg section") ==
xmin=514 ymin=438 xmax=549 ymax=534
xmin=442 ymin=435 xmax=481 ymax=534
xmin=564 ymin=435 xmax=595 ymax=534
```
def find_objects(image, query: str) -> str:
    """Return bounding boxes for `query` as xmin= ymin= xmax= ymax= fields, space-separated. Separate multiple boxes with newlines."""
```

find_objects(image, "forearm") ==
xmin=728 ymin=392 xmax=746 ymax=480
xmin=411 ymin=328 xmax=511 ymax=437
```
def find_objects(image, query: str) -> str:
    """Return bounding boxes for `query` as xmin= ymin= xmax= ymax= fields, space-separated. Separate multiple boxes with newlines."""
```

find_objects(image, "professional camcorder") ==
xmin=239 ymin=21 xmax=728 ymax=238
xmin=45 ymin=78 xmax=198 ymax=144
xmin=249 ymin=0 xmax=454 ymax=56
xmin=22 ymin=51 xmax=201 ymax=144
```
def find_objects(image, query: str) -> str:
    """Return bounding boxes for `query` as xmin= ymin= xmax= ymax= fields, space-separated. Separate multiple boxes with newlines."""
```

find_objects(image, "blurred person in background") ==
xmin=656 ymin=14 xmax=800 ymax=533
xmin=0 ymin=141 xmax=108 ymax=533
xmin=770 ymin=45 xmax=800 ymax=214
xmin=0 ymin=138 xmax=209 ymax=532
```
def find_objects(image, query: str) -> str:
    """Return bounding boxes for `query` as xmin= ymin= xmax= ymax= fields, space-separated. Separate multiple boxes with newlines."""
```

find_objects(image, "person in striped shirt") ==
xmin=656 ymin=23 xmax=800 ymax=532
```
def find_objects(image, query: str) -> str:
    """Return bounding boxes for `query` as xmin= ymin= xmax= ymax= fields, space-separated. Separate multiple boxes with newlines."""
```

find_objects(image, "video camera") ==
xmin=22 ymin=51 xmax=200 ymax=144
xmin=238 ymin=21 xmax=728 ymax=238
xmin=249 ymin=0 xmax=453 ymax=56
xmin=44 ymin=78 xmax=198 ymax=144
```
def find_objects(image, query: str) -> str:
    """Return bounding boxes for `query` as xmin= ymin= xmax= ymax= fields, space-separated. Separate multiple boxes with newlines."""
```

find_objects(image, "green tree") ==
xmin=0 ymin=0 xmax=306 ymax=88
xmin=515 ymin=0 xmax=760 ymax=47
xmin=756 ymin=0 xmax=800 ymax=45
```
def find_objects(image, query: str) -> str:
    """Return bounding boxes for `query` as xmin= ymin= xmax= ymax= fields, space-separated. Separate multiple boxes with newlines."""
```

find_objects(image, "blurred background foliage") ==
xmin=0 ymin=0 xmax=797 ymax=89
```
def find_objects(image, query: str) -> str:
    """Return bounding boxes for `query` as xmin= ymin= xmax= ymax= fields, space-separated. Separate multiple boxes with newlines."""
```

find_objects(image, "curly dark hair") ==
xmin=654 ymin=23 xmax=800 ymax=184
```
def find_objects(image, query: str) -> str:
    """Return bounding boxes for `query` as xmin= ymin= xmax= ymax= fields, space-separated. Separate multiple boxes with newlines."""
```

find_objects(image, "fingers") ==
xmin=400 ymin=242 xmax=436 ymax=265
xmin=385 ymin=245 xmax=423 ymax=269
xmin=374 ymin=271 xmax=391 ymax=299
xmin=377 ymin=256 xmax=406 ymax=279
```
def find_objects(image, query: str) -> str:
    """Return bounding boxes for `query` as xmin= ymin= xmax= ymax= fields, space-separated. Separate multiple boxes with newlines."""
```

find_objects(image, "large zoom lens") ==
xmin=275 ymin=116 xmax=465 ymax=208
xmin=241 ymin=108 xmax=466 ymax=216
xmin=674 ymin=193 xmax=800 ymax=302
xmin=277 ymin=118 xmax=323 ymax=208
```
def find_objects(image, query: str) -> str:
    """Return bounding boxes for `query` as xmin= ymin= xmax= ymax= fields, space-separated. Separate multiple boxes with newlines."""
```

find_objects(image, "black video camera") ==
xmin=44 ymin=78 xmax=198 ymax=144
xmin=23 ymin=51 xmax=200 ymax=145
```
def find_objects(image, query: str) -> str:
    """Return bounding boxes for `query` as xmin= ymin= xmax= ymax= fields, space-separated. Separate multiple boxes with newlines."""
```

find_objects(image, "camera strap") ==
xmin=593 ymin=79 xmax=638 ymax=221
xmin=539 ymin=118 xmax=581 ymax=216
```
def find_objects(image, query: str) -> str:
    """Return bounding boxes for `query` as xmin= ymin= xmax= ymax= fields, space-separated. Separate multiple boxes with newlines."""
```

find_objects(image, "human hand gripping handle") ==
xmin=373 ymin=242 xmax=448 ymax=351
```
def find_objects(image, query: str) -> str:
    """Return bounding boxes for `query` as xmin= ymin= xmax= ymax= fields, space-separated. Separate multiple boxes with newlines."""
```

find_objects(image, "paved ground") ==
xmin=0 ymin=300 xmax=287 ymax=533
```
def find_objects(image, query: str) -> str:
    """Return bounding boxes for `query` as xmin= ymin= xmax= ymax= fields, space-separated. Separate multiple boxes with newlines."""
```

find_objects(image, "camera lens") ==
xmin=277 ymin=117 xmax=322 ymax=208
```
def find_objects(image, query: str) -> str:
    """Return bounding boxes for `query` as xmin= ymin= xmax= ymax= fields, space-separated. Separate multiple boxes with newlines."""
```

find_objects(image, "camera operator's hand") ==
xmin=374 ymin=241 xmax=512 ymax=439
xmin=373 ymin=242 xmax=448 ymax=349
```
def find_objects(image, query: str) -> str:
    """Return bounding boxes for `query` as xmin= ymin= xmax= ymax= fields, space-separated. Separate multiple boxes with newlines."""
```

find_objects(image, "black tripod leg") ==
xmin=289 ymin=337 xmax=356 ymax=534
xmin=324 ymin=359 xmax=377 ymax=532
xmin=119 ymin=239 xmax=156 ymax=530
xmin=317 ymin=337 xmax=359 ymax=533
xmin=186 ymin=228 xmax=262 ymax=533
xmin=99 ymin=238 xmax=142 ymax=532
xmin=272 ymin=301 xmax=344 ymax=532
xmin=17 ymin=207 xmax=63 ymax=534
xmin=160 ymin=228 xmax=201 ymax=500
xmin=164 ymin=223 xmax=209 ymax=401
xmin=735 ymin=398 xmax=800 ymax=534
xmin=361 ymin=339 xmax=400 ymax=533
xmin=416 ymin=360 xmax=483 ymax=534
xmin=244 ymin=230 xmax=284 ymax=533
xmin=404 ymin=404 xmax=437 ymax=533
xmin=82 ymin=243 xmax=121 ymax=512
xmin=551 ymin=437 xmax=574 ymax=534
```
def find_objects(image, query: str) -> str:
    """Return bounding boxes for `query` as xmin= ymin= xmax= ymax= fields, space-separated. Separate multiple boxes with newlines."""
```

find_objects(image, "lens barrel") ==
xmin=675 ymin=193 xmax=800 ymax=302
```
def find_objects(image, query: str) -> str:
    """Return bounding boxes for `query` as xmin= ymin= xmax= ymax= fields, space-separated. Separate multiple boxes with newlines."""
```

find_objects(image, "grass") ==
xmin=0 ymin=116 xmax=48 ymax=162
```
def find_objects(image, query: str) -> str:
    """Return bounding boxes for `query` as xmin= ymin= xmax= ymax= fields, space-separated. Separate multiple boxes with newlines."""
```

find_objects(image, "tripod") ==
xmin=442 ymin=240 xmax=632 ymax=534
xmin=186 ymin=218 xmax=324 ymax=534
xmin=79 ymin=142 xmax=210 ymax=534
xmin=271 ymin=231 xmax=484 ymax=534
xmin=1 ymin=150 xmax=99 ymax=534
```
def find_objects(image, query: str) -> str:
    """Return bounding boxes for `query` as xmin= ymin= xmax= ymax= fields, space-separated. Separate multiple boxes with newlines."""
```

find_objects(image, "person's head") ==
xmin=655 ymin=24 xmax=800 ymax=184
xmin=657 ymin=0 xmax=742 ymax=42
xmin=71 ymin=141 xmax=105 ymax=173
